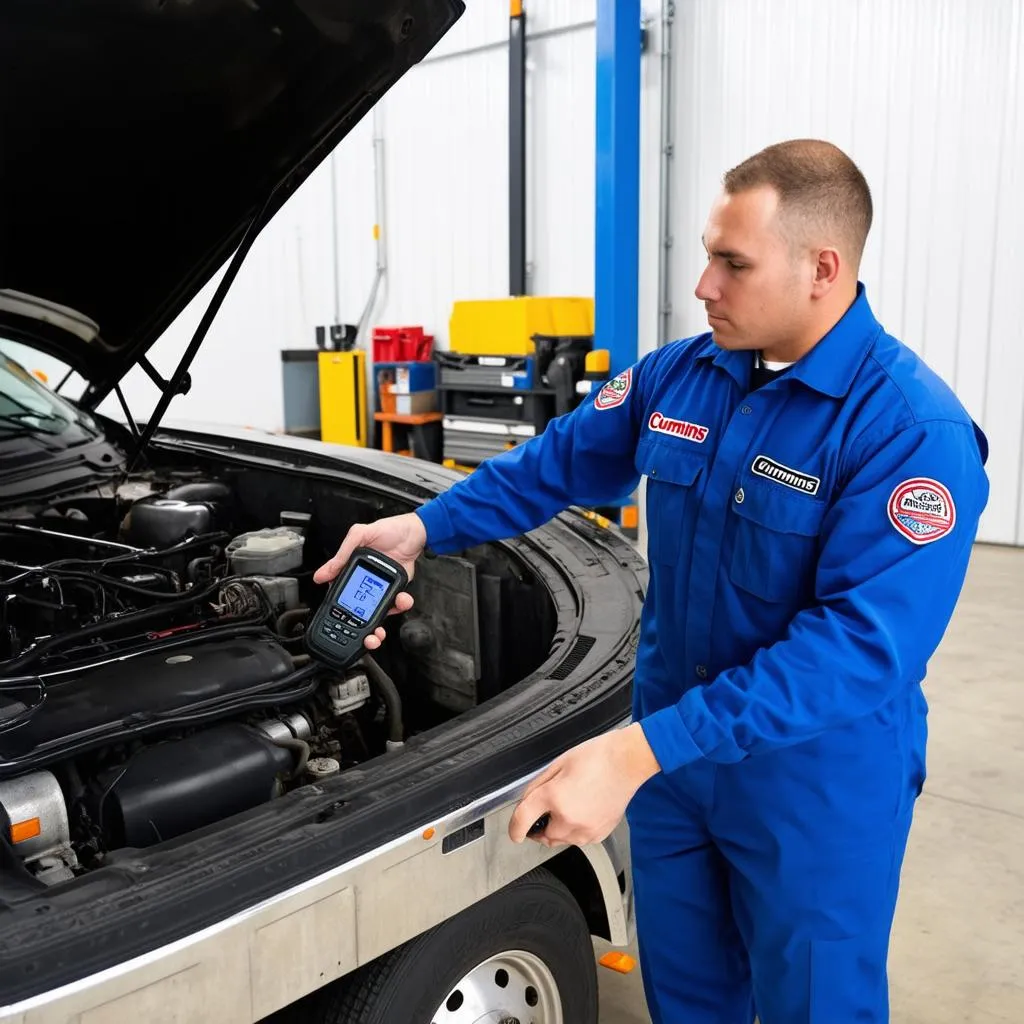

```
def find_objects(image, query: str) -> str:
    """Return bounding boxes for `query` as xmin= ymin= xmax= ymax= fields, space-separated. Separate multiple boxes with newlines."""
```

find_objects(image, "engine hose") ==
xmin=276 ymin=608 xmax=310 ymax=637
xmin=0 ymin=574 xmax=254 ymax=675
xmin=0 ymin=532 xmax=231 ymax=581
xmin=129 ymin=562 xmax=182 ymax=586
xmin=361 ymin=654 xmax=404 ymax=745
xmin=3 ymin=569 xmax=188 ymax=602
xmin=48 ymin=624 xmax=271 ymax=674
xmin=270 ymin=736 xmax=310 ymax=780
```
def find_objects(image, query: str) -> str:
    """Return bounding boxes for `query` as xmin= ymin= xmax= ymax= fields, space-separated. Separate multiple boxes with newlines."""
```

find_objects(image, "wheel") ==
xmin=318 ymin=867 xmax=598 ymax=1024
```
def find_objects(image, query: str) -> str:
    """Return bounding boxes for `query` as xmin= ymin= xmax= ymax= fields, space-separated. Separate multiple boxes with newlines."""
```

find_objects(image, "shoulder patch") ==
xmin=887 ymin=478 xmax=956 ymax=544
xmin=594 ymin=368 xmax=632 ymax=411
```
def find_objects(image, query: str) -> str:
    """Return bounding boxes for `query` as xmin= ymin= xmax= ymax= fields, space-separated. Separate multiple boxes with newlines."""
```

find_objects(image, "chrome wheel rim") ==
xmin=430 ymin=948 xmax=563 ymax=1024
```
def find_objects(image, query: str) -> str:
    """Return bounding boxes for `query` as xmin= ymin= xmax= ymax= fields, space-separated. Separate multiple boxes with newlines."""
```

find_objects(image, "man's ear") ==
xmin=811 ymin=247 xmax=841 ymax=295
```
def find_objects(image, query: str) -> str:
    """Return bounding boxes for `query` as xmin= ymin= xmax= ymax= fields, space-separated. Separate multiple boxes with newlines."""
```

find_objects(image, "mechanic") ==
xmin=315 ymin=139 xmax=990 ymax=1023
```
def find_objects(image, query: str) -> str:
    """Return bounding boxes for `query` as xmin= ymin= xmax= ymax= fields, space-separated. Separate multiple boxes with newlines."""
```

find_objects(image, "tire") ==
xmin=317 ymin=867 xmax=598 ymax=1024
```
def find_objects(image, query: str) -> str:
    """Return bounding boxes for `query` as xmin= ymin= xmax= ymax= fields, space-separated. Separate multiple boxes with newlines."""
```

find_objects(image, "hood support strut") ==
xmin=125 ymin=189 xmax=279 ymax=473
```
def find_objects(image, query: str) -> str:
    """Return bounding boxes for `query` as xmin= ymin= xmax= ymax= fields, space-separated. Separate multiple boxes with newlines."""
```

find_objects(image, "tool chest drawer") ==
xmin=436 ymin=351 xmax=534 ymax=390
xmin=443 ymin=388 xmax=544 ymax=424
xmin=442 ymin=416 xmax=535 ymax=464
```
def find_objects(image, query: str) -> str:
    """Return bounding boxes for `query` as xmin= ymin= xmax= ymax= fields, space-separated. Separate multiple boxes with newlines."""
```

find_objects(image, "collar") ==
xmin=694 ymin=282 xmax=882 ymax=398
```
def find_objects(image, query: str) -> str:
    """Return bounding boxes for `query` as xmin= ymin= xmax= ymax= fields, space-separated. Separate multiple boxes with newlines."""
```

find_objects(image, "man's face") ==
xmin=694 ymin=185 xmax=814 ymax=354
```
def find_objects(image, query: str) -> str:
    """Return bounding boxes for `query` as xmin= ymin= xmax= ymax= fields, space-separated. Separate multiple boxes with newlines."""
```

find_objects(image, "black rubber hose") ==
xmin=0 ymin=532 xmax=231 ymax=581
xmin=49 ymin=624 xmax=270 ymax=671
xmin=276 ymin=608 xmax=310 ymax=637
xmin=1 ymin=601 xmax=179 ymax=676
xmin=269 ymin=737 xmax=310 ymax=780
xmin=0 ymin=569 xmax=185 ymax=601
xmin=0 ymin=575 xmax=253 ymax=675
xmin=361 ymin=655 xmax=404 ymax=745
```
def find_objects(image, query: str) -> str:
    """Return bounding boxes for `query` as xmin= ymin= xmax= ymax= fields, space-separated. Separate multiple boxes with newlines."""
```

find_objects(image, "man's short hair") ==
xmin=724 ymin=140 xmax=873 ymax=266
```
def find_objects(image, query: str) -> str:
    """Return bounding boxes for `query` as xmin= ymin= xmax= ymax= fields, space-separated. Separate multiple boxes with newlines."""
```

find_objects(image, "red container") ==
xmin=402 ymin=331 xmax=434 ymax=361
xmin=372 ymin=327 xmax=403 ymax=362
xmin=373 ymin=326 xmax=434 ymax=363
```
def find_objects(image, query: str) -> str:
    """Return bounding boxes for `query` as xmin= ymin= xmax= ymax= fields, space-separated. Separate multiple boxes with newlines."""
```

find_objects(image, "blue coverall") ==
xmin=416 ymin=284 xmax=990 ymax=1022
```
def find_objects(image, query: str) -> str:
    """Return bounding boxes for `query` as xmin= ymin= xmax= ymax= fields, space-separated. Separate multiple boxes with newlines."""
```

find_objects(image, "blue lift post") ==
xmin=592 ymin=0 xmax=642 ymax=535
xmin=595 ymin=0 xmax=642 ymax=381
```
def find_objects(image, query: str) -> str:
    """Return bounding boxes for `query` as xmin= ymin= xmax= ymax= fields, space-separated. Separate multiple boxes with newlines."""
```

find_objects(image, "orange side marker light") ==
xmin=599 ymin=951 xmax=637 ymax=974
xmin=11 ymin=818 xmax=41 ymax=844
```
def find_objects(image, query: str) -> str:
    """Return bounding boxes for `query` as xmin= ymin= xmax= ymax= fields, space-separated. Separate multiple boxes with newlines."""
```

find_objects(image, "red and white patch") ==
xmin=648 ymin=411 xmax=710 ymax=444
xmin=594 ymin=368 xmax=632 ymax=410
xmin=887 ymin=478 xmax=956 ymax=545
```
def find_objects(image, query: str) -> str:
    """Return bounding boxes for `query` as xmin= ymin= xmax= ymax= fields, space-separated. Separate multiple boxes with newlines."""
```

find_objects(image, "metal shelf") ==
xmin=436 ymin=383 xmax=556 ymax=396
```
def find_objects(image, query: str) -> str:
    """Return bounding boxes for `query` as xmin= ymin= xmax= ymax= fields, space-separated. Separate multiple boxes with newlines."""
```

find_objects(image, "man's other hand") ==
xmin=508 ymin=723 xmax=662 ymax=847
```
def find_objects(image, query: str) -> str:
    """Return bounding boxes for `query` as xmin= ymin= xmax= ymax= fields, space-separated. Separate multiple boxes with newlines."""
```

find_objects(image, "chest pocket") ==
xmin=637 ymin=440 xmax=705 ymax=565
xmin=729 ymin=479 xmax=827 ymax=603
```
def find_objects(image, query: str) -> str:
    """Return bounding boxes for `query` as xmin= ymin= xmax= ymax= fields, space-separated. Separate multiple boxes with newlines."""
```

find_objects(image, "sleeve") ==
xmin=415 ymin=354 xmax=654 ymax=555
xmin=640 ymin=417 xmax=991 ymax=773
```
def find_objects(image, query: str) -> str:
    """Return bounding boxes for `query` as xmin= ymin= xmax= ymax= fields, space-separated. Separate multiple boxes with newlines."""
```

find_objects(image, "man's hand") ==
xmin=313 ymin=512 xmax=426 ymax=651
xmin=508 ymin=723 xmax=662 ymax=847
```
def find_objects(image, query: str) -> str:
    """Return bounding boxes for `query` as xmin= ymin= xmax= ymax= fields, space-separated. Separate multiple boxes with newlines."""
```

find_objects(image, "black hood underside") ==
xmin=0 ymin=0 xmax=462 ymax=401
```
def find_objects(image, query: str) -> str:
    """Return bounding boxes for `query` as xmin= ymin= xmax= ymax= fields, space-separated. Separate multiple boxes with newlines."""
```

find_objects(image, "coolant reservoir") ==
xmin=226 ymin=527 xmax=304 ymax=576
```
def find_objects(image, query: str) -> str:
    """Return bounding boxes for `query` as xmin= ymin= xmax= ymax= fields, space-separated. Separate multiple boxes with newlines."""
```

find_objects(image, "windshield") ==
xmin=0 ymin=351 xmax=98 ymax=441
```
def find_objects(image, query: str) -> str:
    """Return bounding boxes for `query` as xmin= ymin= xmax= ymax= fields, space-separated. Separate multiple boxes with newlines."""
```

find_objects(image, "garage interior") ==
xmin=2 ymin=0 xmax=1022 ymax=1020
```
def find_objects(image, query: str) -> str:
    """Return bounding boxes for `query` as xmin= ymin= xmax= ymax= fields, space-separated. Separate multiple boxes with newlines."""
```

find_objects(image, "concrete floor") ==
xmin=593 ymin=542 xmax=1024 ymax=1023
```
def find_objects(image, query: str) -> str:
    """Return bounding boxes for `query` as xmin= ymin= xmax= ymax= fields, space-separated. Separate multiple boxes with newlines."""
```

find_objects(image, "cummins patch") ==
xmin=887 ymin=478 xmax=956 ymax=545
xmin=594 ymin=368 xmax=632 ymax=411
xmin=751 ymin=455 xmax=820 ymax=496
xmin=648 ymin=411 xmax=710 ymax=443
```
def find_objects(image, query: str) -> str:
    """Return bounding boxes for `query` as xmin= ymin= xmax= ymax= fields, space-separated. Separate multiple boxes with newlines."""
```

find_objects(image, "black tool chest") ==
xmin=436 ymin=353 xmax=559 ymax=465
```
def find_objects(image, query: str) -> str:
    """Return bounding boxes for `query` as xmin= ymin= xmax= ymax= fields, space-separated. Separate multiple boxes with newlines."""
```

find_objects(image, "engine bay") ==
xmin=0 ymin=462 xmax=557 ymax=889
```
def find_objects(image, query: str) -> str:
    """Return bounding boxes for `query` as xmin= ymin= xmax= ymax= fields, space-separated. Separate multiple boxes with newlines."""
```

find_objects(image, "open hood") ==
xmin=0 ymin=0 xmax=463 ymax=405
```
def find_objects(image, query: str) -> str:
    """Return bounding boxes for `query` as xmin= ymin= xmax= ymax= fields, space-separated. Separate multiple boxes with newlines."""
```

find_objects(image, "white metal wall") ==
xmin=660 ymin=0 xmax=1024 ymax=545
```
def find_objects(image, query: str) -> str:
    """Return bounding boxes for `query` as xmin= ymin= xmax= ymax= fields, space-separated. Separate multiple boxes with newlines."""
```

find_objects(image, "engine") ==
xmin=0 ymin=474 xmax=401 ymax=886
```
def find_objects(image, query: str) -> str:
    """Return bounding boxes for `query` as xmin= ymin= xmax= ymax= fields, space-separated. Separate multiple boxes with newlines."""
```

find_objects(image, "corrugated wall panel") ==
xmin=426 ymin=2 xmax=595 ymax=63
xmin=528 ymin=24 xmax=596 ymax=297
xmin=990 ymin=5 xmax=1024 ymax=546
xmin=427 ymin=1 xmax=505 ymax=59
xmin=374 ymin=46 xmax=509 ymax=334
xmin=539 ymin=0 xmax=596 ymax=32
xmin=663 ymin=0 xmax=1024 ymax=545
